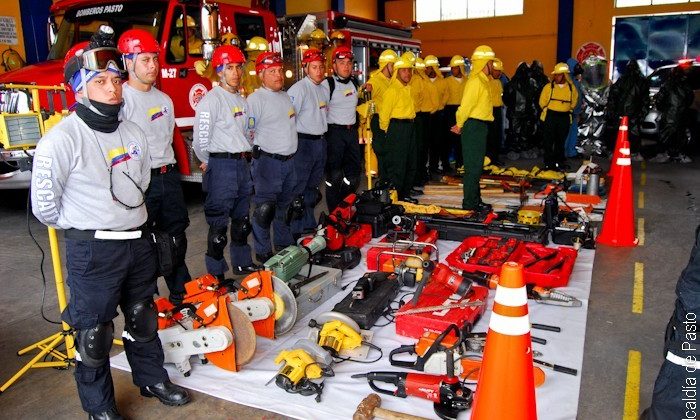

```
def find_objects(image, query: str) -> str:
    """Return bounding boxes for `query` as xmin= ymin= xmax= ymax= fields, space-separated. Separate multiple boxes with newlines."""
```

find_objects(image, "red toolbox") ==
xmin=445 ymin=236 xmax=577 ymax=288
xmin=395 ymin=281 xmax=489 ymax=339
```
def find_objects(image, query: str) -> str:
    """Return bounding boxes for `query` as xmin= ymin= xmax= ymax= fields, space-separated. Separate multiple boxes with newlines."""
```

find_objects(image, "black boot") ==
xmin=140 ymin=381 xmax=191 ymax=406
xmin=88 ymin=407 xmax=123 ymax=420
xmin=255 ymin=253 xmax=273 ymax=265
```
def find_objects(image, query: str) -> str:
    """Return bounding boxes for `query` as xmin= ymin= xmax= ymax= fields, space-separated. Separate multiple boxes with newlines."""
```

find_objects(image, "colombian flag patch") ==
xmin=232 ymin=106 xmax=244 ymax=118
xmin=148 ymin=106 xmax=165 ymax=121
xmin=319 ymin=101 xmax=327 ymax=110
xmin=108 ymin=147 xmax=131 ymax=167
xmin=288 ymin=108 xmax=296 ymax=119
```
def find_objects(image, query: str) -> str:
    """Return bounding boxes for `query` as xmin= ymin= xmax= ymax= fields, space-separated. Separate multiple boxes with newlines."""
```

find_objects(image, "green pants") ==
xmin=413 ymin=112 xmax=427 ymax=186
xmin=385 ymin=119 xmax=417 ymax=197
xmin=461 ymin=119 xmax=488 ymax=210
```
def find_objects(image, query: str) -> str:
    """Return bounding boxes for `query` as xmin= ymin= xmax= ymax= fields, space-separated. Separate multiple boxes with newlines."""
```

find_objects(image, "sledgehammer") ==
xmin=353 ymin=393 xmax=431 ymax=420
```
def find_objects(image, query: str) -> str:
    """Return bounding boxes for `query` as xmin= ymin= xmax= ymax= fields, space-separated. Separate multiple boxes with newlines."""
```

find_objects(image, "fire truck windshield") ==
xmin=48 ymin=2 xmax=166 ymax=60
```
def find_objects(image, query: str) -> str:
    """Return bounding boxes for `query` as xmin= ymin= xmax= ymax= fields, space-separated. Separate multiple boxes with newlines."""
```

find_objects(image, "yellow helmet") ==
xmin=414 ymin=57 xmax=426 ymax=70
xmin=310 ymin=28 xmax=327 ymax=41
xmin=246 ymin=36 xmax=269 ymax=52
xmin=393 ymin=55 xmax=414 ymax=70
xmin=424 ymin=55 xmax=439 ymax=68
xmin=329 ymin=30 xmax=345 ymax=41
xmin=400 ymin=51 xmax=416 ymax=64
xmin=551 ymin=62 xmax=570 ymax=74
xmin=378 ymin=49 xmax=398 ymax=67
xmin=176 ymin=15 xmax=196 ymax=29
xmin=492 ymin=58 xmax=503 ymax=71
xmin=471 ymin=45 xmax=495 ymax=62
xmin=449 ymin=55 xmax=464 ymax=68
xmin=221 ymin=32 xmax=240 ymax=47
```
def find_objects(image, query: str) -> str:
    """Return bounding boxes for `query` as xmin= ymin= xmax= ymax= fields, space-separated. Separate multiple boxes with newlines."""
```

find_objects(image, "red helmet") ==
xmin=255 ymin=52 xmax=283 ymax=73
xmin=118 ymin=29 xmax=160 ymax=55
xmin=212 ymin=45 xmax=246 ymax=70
xmin=63 ymin=41 xmax=90 ymax=84
xmin=333 ymin=46 xmax=354 ymax=61
xmin=302 ymin=48 xmax=324 ymax=64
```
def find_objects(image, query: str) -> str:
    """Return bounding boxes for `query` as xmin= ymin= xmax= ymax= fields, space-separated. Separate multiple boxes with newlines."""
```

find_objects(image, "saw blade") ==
xmin=273 ymin=276 xmax=298 ymax=336
xmin=226 ymin=302 xmax=257 ymax=366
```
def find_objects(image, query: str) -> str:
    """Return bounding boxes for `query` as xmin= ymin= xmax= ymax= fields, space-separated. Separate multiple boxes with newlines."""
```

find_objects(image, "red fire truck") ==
xmin=0 ymin=0 xmax=419 ymax=187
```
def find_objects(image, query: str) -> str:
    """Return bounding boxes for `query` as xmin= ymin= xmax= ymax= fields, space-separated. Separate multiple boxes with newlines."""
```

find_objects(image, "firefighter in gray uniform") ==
xmin=193 ymin=45 xmax=259 ymax=277
xmin=287 ymin=48 xmax=329 ymax=238
xmin=247 ymin=52 xmax=298 ymax=261
xmin=118 ymin=29 xmax=191 ymax=303
xmin=322 ymin=45 xmax=361 ymax=211
xmin=30 ymin=26 xmax=189 ymax=420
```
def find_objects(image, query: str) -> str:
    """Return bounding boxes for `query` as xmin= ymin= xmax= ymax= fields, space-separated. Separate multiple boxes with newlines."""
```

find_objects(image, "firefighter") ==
xmin=424 ymin=54 xmax=449 ymax=174
xmin=193 ymin=45 xmax=260 ymax=278
xmin=404 ymin=53 xmax=429 ymax=190
xmin=287 ymin=48 xmax=329 ymax=238
xmin=444 ymin=55 xmax=467 ymax=172
xmin=539 ymin=62 xmax=578 ymax=170
xmin=366 ymin=49 xmax=398 ymax=187
xmin=325 ymin=30 xmax=346 ymax=75
xmin=31 ymin=26 xmax=190 ymax=420
xmin=118 ymin=29 xmax=191 ymax=304
xmin=414 ymin=56 xmax=440 ymax=184
xmin=246 ymin=52 xmax=298 ymax=262
xmin=322 ymin=46 xmax=361 ymax=211
xmin=169 ymin=15 xmax=202 ymax=61
xmin=242 ymin=36 xmax=269 ymax=95
xmin=452 ymin=45 xmax=496 ymax=211
xmin=307 ymin=28 xmax=327 ymax=51
xmin=378 ymin=54 xmax=418 ymax=203
xmin=487 ymin=58 xmax=505 ymax=166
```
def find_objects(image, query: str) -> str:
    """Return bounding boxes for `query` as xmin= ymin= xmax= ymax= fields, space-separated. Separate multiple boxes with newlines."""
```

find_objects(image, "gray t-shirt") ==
xmin=287 ymin=76 xmax=329 ymax=135
xmin=121 ymin=83 xmax=175 ymax=168
xmin=193 ymin=85 xmax=252 ymax=164
xmin=322 ymin=76 xmax=358 ymax=125
xmin=246 ymin=86 xmax=298 ymax=155
xmin=32 ymin=113 xmax=151 ymax=230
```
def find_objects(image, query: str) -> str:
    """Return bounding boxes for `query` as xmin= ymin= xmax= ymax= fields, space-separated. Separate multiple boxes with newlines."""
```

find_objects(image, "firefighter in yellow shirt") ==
xmin=415 ymin=56 xmax=439 ymax=185
xmin=487 ymin=58 xmax=505 ymax=165
xmin=539 ymin=62 xmax=578 ymax=170
xmin=378 ymin=55 xmax=417 ymax=203
xmin=402 ymin=51 xmax=427 ymax=193
xmin=366 ymin=49 xmax=398 ymax=182
xmin=424 ymin=55 xmax=449 ymax=174
xmin=452 ymin=45 xmax=496 ymax=211
xmin=444 ymin=55 xmax=467 ymax=171
xmin=241 ymin=36 xmax=269 ymax=95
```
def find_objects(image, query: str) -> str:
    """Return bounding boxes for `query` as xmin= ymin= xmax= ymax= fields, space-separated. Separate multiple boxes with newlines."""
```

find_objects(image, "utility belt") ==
xmin=209 ymin=151 xmax=252 ymax=160
xmin=328 ymin=123 xmax=356 ymax=130
xmin=252 ymin=145 xmax=295 ymax=161
xmin=64 ymin=225 xmax=146 ymax=241
xmin=390 ymin=118 xmax=414 ymax=124
xmin=298 ymin=132 xmax=325 ymax=140
xmin=151 ymin=163 xmax=176 ymax=176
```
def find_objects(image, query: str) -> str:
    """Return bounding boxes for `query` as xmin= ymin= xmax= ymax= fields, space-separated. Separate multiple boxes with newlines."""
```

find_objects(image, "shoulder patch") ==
xmin=248 ymin=117 xmax=255 ymax=129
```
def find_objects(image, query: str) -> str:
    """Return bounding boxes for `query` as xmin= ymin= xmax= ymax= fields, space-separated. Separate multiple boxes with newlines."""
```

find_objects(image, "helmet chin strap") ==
xmin=78 ymin=67 xmax=108 ymax=116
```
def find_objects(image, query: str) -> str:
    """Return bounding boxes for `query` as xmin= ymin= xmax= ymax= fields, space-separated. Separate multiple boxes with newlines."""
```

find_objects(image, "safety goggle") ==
xmin=334 ymin=51 xmax=354 ymax=61
xmin=81 ymin=47 xmax=126 ymax=73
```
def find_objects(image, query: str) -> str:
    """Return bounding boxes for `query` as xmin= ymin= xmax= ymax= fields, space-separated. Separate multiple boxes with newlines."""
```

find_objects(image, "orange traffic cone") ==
xmin=607 ymin=116 xmax=629 ymax=178
xmin=471 ymin=262 xmax=537 ymax=420
xmin=597 ymin=138 xmax=638 ymax=247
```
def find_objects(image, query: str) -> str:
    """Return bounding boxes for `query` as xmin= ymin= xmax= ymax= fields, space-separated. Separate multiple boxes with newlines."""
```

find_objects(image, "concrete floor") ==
xmin=0 ymin=155 xmax=698 ymax=419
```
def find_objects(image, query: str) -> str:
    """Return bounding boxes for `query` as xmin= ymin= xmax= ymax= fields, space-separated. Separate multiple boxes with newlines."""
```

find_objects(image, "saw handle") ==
xmin=363 ymin=372 xmax=408 ymax=398
xmin=388 ymin=345 xmax=418 ymax=369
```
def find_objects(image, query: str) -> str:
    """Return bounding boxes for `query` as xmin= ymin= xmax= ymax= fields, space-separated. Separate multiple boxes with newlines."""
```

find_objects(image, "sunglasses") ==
xmin=81 ymin=47 xmax=126 ymax=73
xmin=109 ymin=167 xmax=146 ymax=210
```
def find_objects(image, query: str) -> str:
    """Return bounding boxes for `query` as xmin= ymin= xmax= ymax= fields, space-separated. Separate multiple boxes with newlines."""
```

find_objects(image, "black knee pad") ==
xmin=253 ymin=202 xmax=276 ymax=228
xmin=172 ymin=232 xmax=188 ymax=267
xmin=230 ymin=216 xmax=252 ymax=246
xmin=123 ymin=299 xmax=158 ymax=342
xmin=285 ymin=195 xmax=305 ymax=224
xmin=77 ymin=322 xmax=114 ymax=368
xmin=206 ymin=226 xmax=228 ymax=260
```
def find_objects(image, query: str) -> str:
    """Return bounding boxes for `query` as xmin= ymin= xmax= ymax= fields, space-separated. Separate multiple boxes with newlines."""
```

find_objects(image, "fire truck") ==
xmin=0 ymin=0 xmax=419 ymax=188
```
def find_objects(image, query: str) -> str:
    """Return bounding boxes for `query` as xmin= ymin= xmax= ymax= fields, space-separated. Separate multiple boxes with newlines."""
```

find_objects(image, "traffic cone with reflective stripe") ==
xmin=597 ymin=138 xmax=638 ymax=247
xmin=471 ymin=262 xmax=537 ymax=420
xmin=608 ymin=116 xmax=629 ymax=179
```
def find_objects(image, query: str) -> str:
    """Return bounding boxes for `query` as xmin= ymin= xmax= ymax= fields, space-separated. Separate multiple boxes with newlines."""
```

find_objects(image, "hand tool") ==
xmin=527 ymin=284 xmax=583 ymax=307
xmin=271 ymin=338 xmax=334 ymax=402
xmin=353 ymin=393 xmax=431 ymax=420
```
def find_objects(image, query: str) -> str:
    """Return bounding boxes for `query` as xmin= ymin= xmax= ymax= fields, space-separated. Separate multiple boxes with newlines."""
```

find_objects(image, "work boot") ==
xmin=232 ymin=263 xmax=264 ymax=275
xmin=88 ymin=407 xmax=123 ymax=420
xmin=140 ymin=381 xmax=191 ymax=406
xmin=649 ymin=152 xmax=670 ymax=163
xmin=256 ymin=253 xmax=273 ymax=265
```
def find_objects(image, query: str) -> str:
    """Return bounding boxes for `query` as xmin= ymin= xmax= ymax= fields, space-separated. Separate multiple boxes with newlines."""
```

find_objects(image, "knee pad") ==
xmin=172 ymin=232 xmax=188 ymax=267
xmin=285 ymin=195 xmax=305 ymax=224
xmin=77 ymin=322 xmax=114 ymax=368
xmin=230 ymin=216 xmax=252 ymax=246
xmin=123 ymin=299 xmax=158 ymax=342
xmin=253 ymin=202 xmax=276 ymax=228
xmin=206 ymin=226 xmax=228 ymax=260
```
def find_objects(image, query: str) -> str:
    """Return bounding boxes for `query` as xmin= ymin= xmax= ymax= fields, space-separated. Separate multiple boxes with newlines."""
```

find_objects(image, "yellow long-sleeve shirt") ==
xmin=444 ymin=75 xmax=466 ymax=105
xmin=367 ymin=71 xmax=392 ymax=112
xmin=489 ymin=77 xmax=504 ymax=107
xmin=408 ymin=74 xmax=424 ymax=112
xmin=455 ymin=72 xmax=494 ymax=128
xmin=539 ymin=81 xmax=578 ymax=120
xmin=419 ymin=75 xmax=440 ymax=113
xmin=379 ymin=78 xmax=416 ymax=131
xmin=431 ymin=77 xmax=449 ymax=110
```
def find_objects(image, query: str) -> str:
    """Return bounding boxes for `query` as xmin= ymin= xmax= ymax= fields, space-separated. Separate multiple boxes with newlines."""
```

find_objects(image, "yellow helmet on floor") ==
xmin=492 ymin=58 xmax=503 ymax=71
xmin=551 ymin=62 xmax=570 ymax=74
xmin=449 ymin=55 xmax=464 ymax=68
xmin=246 ymin=36 xmax=269 ymax=52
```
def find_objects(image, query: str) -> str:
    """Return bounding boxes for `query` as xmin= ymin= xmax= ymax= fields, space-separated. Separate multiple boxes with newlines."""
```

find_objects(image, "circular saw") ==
xmin=273 ymin=275 xmax=298 ymax=336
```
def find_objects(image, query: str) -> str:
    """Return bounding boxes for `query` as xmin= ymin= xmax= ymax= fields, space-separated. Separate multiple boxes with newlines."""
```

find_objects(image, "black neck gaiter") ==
xmin=75 ymin=100 xmax=123 ymax=133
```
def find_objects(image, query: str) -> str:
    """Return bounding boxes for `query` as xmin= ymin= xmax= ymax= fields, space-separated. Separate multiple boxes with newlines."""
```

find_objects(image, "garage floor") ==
xmin=0 ymin=156 xmax=697 ymax=419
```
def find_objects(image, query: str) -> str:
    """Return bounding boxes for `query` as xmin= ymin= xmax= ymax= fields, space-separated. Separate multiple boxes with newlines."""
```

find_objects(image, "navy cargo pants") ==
xmin=291 ymin=135 xmax=326 ymax=237
xmin=63 ymin=236 xmax=168 ymax=415
xmin=325 ymin=124 xmax=361 ymax=211
xmin=203 ymin=156 xmax=254 ymax=274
